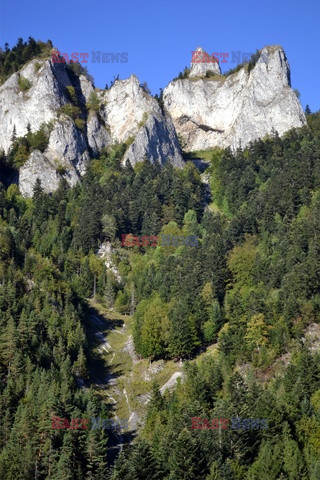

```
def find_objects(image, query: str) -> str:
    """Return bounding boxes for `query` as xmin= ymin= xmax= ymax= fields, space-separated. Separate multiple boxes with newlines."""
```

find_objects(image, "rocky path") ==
xmin=86 ymin=301 xmax=186 ymax=464
xmin=88 ymin=310 xmax=131 ymax=462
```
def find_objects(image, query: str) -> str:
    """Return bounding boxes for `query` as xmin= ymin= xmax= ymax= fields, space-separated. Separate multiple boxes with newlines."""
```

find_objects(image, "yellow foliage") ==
xmin=227 ymin=234 xmax=258 ymax=288
xmin=245 ymin=313 xmax=270 ymax=350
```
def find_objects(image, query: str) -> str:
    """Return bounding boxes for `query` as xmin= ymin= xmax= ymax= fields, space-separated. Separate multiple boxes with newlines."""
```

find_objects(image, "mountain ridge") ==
xmin=0 ymin=42 xmax=306 ymax=196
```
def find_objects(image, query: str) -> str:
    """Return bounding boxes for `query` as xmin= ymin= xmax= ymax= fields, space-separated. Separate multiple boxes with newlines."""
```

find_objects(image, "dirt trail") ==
xmin=87 ymin=302 xmax=186 ymax=460
xmin=88 ymin=311 xmax=131 ymax=461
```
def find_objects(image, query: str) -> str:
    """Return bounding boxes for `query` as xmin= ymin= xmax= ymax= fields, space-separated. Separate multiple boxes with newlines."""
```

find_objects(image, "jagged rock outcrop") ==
xmin=123 ymin=103 xmax=183 ymax=167
xmin=0 ymin=60 xmax=184 ymax=195
xmin=163 ymin=45 xmax=307 ymax=151
xmin=86 ymin=112 xmax=111 ymax=156
xmin=19 ymin=134 xmax=84 ymax=197
xmin=0 ymin=44 xmax=308 ymax=196
xmin=45 ymin=116 xmax=90 ymax=176
xmin=0 ymin=59 xmax=91 ymax=195
xmin=190 ymin=46 xmax=221 ymax=78
xmin=0 ymin=59 xmax=70 ymax=154
xmin=78 ymin=75 xmax=111 ymax=155
xmin=98 ymin=75 xmax=183 ymax=166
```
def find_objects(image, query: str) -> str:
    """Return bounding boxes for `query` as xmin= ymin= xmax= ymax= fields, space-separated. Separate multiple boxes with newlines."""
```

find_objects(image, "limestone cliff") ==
xmin=0 ymin=44 xmax=308 ymax=196
xmin=0 ymin=59 xmax=183 ymax=196
xmin=163 ymin=46 xmax=307 ymax=151
xmin=97 ymin=75 xmax=183 ymax=167
xmin=189 ymin=46 xmax=221 ymax=78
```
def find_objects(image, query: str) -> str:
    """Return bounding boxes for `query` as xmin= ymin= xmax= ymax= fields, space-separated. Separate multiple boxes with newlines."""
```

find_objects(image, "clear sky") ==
xmin=0 ymin=0 xmax=319 ymax=111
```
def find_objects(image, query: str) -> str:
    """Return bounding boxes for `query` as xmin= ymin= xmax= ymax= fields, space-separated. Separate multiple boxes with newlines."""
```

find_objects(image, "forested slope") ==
xmin=1 ymin=111 xmax=320 ymax=479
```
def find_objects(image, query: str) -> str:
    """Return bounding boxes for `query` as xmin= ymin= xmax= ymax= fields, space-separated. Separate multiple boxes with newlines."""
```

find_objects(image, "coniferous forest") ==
xmin=1 ymin=38 xmax=320 ymax=480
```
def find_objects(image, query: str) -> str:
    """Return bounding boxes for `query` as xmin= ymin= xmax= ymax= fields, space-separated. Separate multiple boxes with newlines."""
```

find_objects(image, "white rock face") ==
xmin=86 ymin=112 xmax=111 ymax=156
xmin=0 ymin=59 xmax=90 ymax=195
xmin=79 ymin=74 xmax=95 ymax=103
xmin=19 ymin=150 xmax=61 ymax=197
xmin=0 ymin=59 xmax=70 ymax=154
xmin=45 ymin=116 xmax=90 ymax=176
xmin=99 ymin=75 xmax=183 ymax=166
xmin=0 ymin=44 xmax=308 ymax=196
xmin=123 ymin=106 xmax=184 ymax=167
xmin=97 ymin=242 xmax=121 ymax=282
xmin=190 ymin=46 xmax=221 ymax=78
xmin=100 ymin=75 xmax=153 ymax=143
xmin=19 ymin=146 xmax=82 ymax=198
xmin=163 ymin=46 xmax=307 ymax=151
xmin=0 ymin=62 xmax=183 ymax=195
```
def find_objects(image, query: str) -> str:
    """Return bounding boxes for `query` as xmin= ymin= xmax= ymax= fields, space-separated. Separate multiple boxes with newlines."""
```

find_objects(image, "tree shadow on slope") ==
xmin=82 ymin=303 xmax=137 ymax=464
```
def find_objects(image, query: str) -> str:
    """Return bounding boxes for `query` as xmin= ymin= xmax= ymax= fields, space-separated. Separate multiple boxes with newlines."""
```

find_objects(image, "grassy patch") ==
xmin=34 ymin=62 xmax=41 ymax=73
xmin=75 ymin=118 xmax=85 ymax=131
xmin=187 ymin=74 xmax=225 ymax=83
xmin=138 ymin=112 xmax=148 ymax=128
xmin=88 ymin=299 xmax=185 ymax=429
xmin=184 ymin=149 xmax=222 ymax=162
xmin=18 ymin=75 xmax=31 ymax=91
xmin=66 ymin=85 xmax=78 ymax=104
xmin=54 ymin=160 xmax=67 ymax=175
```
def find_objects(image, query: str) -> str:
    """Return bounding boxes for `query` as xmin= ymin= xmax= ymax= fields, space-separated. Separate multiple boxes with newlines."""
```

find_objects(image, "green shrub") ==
xmin=125 ymin=136 xmax=134 ymax=148
xmin=55 ymin=161 xmax=67 ymax=174
xmin=138 ymin=112 xmax=148 ymax=128
xmin=66 ymin=61 xmax=85 ymax=78
xmin=224 ymin=63 xmax=243 ymax=77
xmin=75 ymin=118 xmax=85 ymax=131
xmin=12 ymin=144 xmax=29 ymax=168
xmin=173 ymin=66 xmax=190 ymax=81
xmin=8 ymin=124 xmax=50 ymax=169
xmin=66 ymin=85 xmax=78 ymax=104
xmin=0 ymin=38 xmax=53 ymax=86
xmin=248 ymin=49 xmax=261 ymax=73
xmin=18 ymin=75 xmax=31 ymax=91
xmin=205 ymin=70 xmax=217 ymax=78
xmin=34 ymin=62 xmax=41 ymax=72
xmin=86 ymin=91 xmax=100 ymax=112
xmin=306 ymin=112 xmax=320 ymax=133
xmin=27 ymin=128 xmax=49 ymax=152
xmin=58 ymin=104 xmax=82 ymax=119
xmin=293 ymin=88 xmax=300 ymax=99
xmin=114 ymin=291 xmax=130 ymax=313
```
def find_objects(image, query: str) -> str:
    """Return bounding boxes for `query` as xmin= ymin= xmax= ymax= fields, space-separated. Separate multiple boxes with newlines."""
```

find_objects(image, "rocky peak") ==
xmin=0 ymin=43 xmax=308 ymax=196
xmin=0 ymin=60 xmax=183 ymax=196
xmin=163 ymin=45 xmax=306 ymax=151
xmin=0 ymin=59 xmax=70 ymax=154
xmin=190 ymin=46 xmax=221 ymax=78
xmin=98 ymin=74 xmax=183 ymax=167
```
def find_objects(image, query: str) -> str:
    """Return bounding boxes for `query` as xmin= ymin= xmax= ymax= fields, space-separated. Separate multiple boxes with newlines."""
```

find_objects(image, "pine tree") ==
xmin=247 ymin=441 xmax=283 ymax=480
xmin=168 ymin=300 xmax=199 ymax=358
xmin=168 ymin=430 xmax=207 ymax=479
xmin=129 ymin=439 xmax=161 ymax=479
xmin=282 ymin=423 xmax=306 ymax=479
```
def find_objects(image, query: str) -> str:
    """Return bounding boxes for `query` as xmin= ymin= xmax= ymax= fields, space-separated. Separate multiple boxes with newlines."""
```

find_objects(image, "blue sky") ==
xmin=1 ymin=0 xmax=319 ymax=111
